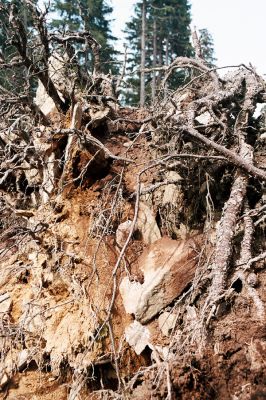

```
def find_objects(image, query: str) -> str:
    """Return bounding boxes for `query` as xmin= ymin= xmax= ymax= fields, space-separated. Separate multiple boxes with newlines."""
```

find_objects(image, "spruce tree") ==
xmin=199 ymin=28 xmax=216 ymax=67
xmin=0 ymin=0 xmax=37 ymax=90
xmin=123 ymin=2 xmax=144 ymax=105
xmin=50 ymin=0 xmax=117 ymax=73
xmin=124 ymin=0 xmax=192 ymax=105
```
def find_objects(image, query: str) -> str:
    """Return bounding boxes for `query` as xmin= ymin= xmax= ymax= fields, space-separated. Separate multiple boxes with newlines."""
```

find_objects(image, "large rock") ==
xmin=116 ymin=201 xmax=161 ymax=247
xmin=120 ymin=236 xmax=201 ymax=324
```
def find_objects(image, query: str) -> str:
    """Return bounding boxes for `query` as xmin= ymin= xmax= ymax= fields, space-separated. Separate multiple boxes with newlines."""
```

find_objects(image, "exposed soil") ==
xmin=1 ymin=5 xmax=265 ymax=397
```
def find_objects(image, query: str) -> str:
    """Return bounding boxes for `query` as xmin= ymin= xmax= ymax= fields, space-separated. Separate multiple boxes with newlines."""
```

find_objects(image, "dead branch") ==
xmin=182 ymin=126 xmax=266 ymax=180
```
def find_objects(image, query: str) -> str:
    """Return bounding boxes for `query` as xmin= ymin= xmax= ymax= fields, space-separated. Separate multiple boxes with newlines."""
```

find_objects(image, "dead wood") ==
xmin=0 ymin=6 xmax=265 ymax=399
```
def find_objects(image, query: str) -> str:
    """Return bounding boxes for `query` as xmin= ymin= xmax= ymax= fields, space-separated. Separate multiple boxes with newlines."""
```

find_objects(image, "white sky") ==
xmin=111 ymin=0 xmax=266 ymax=75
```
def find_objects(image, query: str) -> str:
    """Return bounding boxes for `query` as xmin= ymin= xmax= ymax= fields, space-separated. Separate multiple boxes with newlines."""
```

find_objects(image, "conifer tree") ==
xmin=199 ymin=28 xmax=216 ymax=67
xmin=124 ymin=0 xmax=192 ymax=105
xmin=50 ymin=0 xmax=117 ymax=73
xmin=0 ymin=0 xmax=37 ymax=89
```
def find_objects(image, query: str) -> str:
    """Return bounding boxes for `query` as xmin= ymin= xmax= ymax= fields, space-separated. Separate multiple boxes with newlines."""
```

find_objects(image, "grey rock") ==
xmin=125 ymin=321 xmax=151 ymax=355
xmin=158 ymin=312 xmax=178 ymax=337
xmin=120 ymin=236 xmax=201 ymax=324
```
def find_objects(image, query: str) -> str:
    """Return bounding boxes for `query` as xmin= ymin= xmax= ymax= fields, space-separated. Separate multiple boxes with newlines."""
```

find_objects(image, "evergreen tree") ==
xmin=0 ymin=0 xmax=37 ymax=90
xmin=123 ymin=2 xmax=143 ymax=105
xmin=199 ymin=28 xmax=216 ymax=67
xmin=50 ymin=0 xmax=117 ymax=73
xmin=124 ymin=0 xmax=192 ymax=105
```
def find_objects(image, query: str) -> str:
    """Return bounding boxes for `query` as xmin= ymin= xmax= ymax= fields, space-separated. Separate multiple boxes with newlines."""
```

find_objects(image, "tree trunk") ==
xmin=140 ymin=0 xmax=146 ymax=107
xmin=165 ymin=36 xmax=169 ymax=66
xmin=152 ymin=18 xmax=157 ymax=103
xmin=164 ymin=35 xmax=169 ymax=98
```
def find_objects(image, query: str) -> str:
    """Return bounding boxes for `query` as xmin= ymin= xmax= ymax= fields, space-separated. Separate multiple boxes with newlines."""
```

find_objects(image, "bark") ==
xmin=152 ymin=19 xmax=157 ymax=103
xmin=140 ymin=0 xmax=146 ymax=107
xmin=184 ymin=126 xmax=266 ymax=180
xmin=209 ymin=168 xmax=249 ymax=298
xmin=207 ymin=71 xmax=263 ymax=302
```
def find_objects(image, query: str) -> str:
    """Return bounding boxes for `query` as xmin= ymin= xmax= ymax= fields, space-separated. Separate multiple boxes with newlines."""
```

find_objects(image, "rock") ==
xmin=125 ymin=321 xmax=151 ymax=355
xmin=17 ymin=349 xmax=29 ymax=371
xmin=43 ymin=308 xmax=92 ymax=376
xmin=0 ymin=373 xmax=9 ymax=389
xmin=137 ymin=202 xmax=161 ymax=244
xmin=0 ymin=293 xmax=12 ymax=314
xmin=162 ymin=171 xmax=182 ymax=205
xmin=247 ymin=339 xmax=266 ymax=372
xmin=24 ymin=165 xmax=41 ymax=186
xmin=116 ymin=220 xmax=133 ymax=248
xmin=195 ymin=111 xmax=212 ymax=125
xmin=158 ymin=312 xmax=178 ymax=336
xmin=120 ymin=279 xmax=143 ymax=314
xmin=247 ymin=272 xmax=258 ymax=287
xmin=186 ymin=305 xmax=198 ymax=322
xmin=120 ymin=236 xmax=201 ymax=324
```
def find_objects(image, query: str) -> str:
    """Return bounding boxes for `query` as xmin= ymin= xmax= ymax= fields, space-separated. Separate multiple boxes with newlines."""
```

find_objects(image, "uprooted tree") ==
xmin=0 ymin=2 xmax=265 ymax=399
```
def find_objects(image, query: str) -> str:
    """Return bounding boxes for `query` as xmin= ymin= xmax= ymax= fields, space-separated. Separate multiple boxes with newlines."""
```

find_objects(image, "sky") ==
xmin=111 ymin=0 xmax=266 ymax=75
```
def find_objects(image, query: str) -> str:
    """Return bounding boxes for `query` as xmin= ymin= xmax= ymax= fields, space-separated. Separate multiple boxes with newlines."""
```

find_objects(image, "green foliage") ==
xmin=199 ymin=28 xmax=216 ymax=67
xmin=0 ymin=0 xmax=37 ymax=91
xmin=50 ymin=0 xmax=118 ymax=73
xmin=124 ymin=0 xmax=192 ymax=105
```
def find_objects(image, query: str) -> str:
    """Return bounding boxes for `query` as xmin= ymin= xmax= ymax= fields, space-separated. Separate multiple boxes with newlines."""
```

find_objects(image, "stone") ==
xmin=35 ymin=82 xmax=57 ymax=115
xmin=0 ymin=373 xmax=9 ymax=389
xmin=158 ymin=312 xmax=178 ymax=337
xmin=120 ymin=236 xmax=201 ymax=324
xmin=40 ymin=152 xmax=57 ymax=203
xmin=0 ymin=293 xmax=12 ymax=314
xmin=21 ymin=309 xmax=43 ymax=334
xmin=162 ymin=171 xmax=182 ymax=205
xmin=116 ymin=220 xmax=133 ymax=248
xmin=247 ymin=273 xmax=258 ymax=288
xmin=125 ymin=321 xmax=151 ymax=355
xmin=17 ymin=349 xmax=29 ymax=371
xmin=195 ymin=111 xmax=212 ymax=125
xmin=119 ymin=279 xmax=143 ymax=314
xmin=136 ymin=202 xmax=161 ymax=244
